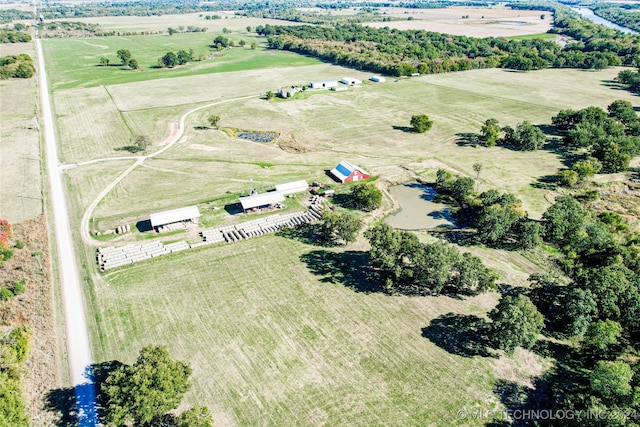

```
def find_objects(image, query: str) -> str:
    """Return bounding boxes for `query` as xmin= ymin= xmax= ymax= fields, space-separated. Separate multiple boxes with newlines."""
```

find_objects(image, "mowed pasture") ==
xmin=42 ymin=31 xmax=320 ymax=90
xmin=0 ymin=41 xmax=42 ymax=223
xmin=79 ymin=66 xmax=638 ymax=226
xmin=364 ymin=7 xmax=553 ymax=38
xmin=91 ymin=236 xmax=546 ymax=426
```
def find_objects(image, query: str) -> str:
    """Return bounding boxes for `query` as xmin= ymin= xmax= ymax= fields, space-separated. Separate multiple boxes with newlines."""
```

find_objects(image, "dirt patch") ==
xmin=365 ymin=7 xmax=552 ymax=38
xmin=0 ymin=216 xmax=58 ymax=425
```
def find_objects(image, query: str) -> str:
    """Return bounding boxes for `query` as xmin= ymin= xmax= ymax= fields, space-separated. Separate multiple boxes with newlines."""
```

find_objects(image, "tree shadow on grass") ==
xmin=455 ymin=132 xmax=481 ymax=147
xmin=421 ymin=313 xmax=495 ymax=358
xmin=300 ymin=249 xmax=381 ymax=293
xmin=392 ymin=125 xmax=416 ymax=133
xmin=530 ymin=174 xmax=560 ymax=190
xmin=45 ymin=360 xmax=124 ymax=426
xmin=276 ymin=223 xmax=337 ymax=247
xmin=115 ymin=145 xmax=144 ymax=154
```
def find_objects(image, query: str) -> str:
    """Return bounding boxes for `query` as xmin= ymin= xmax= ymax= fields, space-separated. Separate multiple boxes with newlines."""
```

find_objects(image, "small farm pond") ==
xmin=385 ymin=182 xmax=456 ymax=230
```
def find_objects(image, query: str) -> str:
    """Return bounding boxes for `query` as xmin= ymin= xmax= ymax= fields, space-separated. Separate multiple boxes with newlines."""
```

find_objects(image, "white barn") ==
xmin=309 ymin=80 xmax=339 ymax=89
xmin=150 ymin=206 xmax=200 ymax=229
xmin=370 ymin=76 xmax=386 ymax=83
xmin=340 ymin=77 xmax=362 ymax=85
xmin=239 ymin=192 xmax=285 ymax=212
xmin=275 ymin=180 xmax=309 ymax=195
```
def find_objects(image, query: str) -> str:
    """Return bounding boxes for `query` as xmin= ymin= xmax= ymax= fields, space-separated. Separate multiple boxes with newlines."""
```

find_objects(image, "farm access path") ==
xmin=63 ymin=94 xmax=258 ymax=246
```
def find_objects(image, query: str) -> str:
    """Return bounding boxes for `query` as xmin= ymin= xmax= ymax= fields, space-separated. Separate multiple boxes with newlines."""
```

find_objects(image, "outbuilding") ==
xmin=329 ymin=160 xmax=370 ymax=183
xmin=309 ymin=80 xmax=339 ymax=89
xmin=340 ymin=77 xmax=362 ymax=85
xmin=239 ymin=192 xmax=286 ymax=212
xmin=370 ymin=76 xmax=386 ymax=83
xmin=275 ymin=180 xmax=309 ymax=195
xmin=278 ymin=86 xmax=298 ymax=98
xmin=150 ymin=205 xmax=200 ymax=230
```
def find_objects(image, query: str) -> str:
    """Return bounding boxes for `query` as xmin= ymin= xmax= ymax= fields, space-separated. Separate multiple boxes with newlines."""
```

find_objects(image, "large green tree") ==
xmin=590 ymin=360 xmax=633 ymax=401
xmin=488 ymin=294 xmax=544 ymax=354
xmin=116 ymin=49 xmax=132 ymax=65
xmin=102 ymin=346 xmax=192 ymax=426
xmin=161 ymin=51 xmax=178 ymax=68
xmin=480 ymin=118 xmax=500 ymax=147
xmin=350 ymin=182 xmax=382 ymax=212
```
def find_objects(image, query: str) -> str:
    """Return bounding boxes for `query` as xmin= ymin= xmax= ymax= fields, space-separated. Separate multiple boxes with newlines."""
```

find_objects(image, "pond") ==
xmin=385 ymin=182 xmax=457 ymax=230
xmin=499 ymin=21 xmax=527 ymax=26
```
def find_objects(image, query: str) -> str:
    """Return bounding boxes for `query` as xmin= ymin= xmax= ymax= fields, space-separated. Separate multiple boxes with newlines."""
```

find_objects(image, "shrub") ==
xmin=12 ymin=281 xmax=25 ymax=295
xmin=13 ymin=240 xmax=24 ymax=249
xmin=0 ymin=287 xmax=14 ymax=301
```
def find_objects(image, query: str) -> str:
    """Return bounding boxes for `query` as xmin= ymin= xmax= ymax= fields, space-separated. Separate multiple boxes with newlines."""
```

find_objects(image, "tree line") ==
xmin=0 ymin=29 xmax=31 ymax=43
xmin=476 ymin=100 xmax=640 ymax=177
xmin=0 ymin=54 xmax=35 ymax=79
xmin=594 ymin=3 xmax=640 ymax=33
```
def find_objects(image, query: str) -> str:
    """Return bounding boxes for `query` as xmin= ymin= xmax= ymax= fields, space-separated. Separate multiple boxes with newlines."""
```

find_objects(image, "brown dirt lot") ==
xmin=365 ymin=7 xmax=553 ymax=38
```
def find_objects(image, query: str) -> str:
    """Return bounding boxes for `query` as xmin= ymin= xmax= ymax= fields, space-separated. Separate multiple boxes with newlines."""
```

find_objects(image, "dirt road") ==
xmin=36 ymin=39 xmax=98 ymax=426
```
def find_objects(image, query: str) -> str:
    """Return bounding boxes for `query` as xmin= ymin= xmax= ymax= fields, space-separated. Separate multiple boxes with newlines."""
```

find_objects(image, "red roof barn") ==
xmin=330 ymin=160 xmax=370 ymax=183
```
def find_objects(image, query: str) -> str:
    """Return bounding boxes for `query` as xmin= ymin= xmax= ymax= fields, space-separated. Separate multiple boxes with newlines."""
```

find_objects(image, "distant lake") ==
xmin=385 ymin=182 xmax=456 ymax=230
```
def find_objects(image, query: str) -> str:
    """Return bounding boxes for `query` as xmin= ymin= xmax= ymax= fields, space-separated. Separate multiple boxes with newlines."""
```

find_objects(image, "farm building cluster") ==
xmin=277 ymin=76 xmax=368 ymax=98
xmin=97 ymin=160 xmax=370 ymax=270
xmin=97 ymin=203 xmax=325 ymax=270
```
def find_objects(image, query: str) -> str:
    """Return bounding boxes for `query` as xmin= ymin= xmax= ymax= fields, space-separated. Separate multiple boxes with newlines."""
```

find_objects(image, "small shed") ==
xmin=329 ymin=161 xmax=370 ymax=183
xmin=309 ymin=80 xmax=339 ymax=89
xmin=275 ymin=180 xmax=309 ymax=195
xmin=340 ymin=77 xmax=362 ymax=85
xmin=150 ymin=206 xmax=200 ymax=229
xmin=370 ymin=76 xmax=386 ymax=83
xmin=239 ymin=192 xmax=285 ymax=212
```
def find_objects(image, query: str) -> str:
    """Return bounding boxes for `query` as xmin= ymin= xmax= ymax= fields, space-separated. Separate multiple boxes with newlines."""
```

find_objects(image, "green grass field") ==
xmin=90 ymin=236 xmax=545 ymax=426
xmin=42 ymin=34 xmax=321 ymax=90
xmin=507 ymin=33 xmax=556 ymax=40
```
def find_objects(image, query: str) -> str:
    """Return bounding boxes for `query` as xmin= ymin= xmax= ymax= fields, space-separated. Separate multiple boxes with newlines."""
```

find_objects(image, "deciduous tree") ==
xmin=489 ymin=294 xmax=544 ymax=354
xmin=116 ymin=49 xmax=131 ymax=65
xmin=410 ymin=114 xmax=433 ymax=133
xmin=102 ymin=346 xmax=192 ymax=426
xmin=350 ymin=182 xmax=382 ymax=211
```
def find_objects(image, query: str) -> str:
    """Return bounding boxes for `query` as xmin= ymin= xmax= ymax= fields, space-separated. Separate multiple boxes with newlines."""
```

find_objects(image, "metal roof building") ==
xmin=340 ymin=77 xmax=362 ymax=85
xmin=330 ymin=160 xmax=370 ymax=183
xmin=275 ymin=180 xmax=309 ymax=195
xmin=370 ymin=76 xmax=386 ymax=83
xmin=239 ymin=192 xmax=286 ymax=211
xmin=309 ymin=80 xmax=339 ymax=89
xmin=150 ymin=206 xmax=201 ymax=228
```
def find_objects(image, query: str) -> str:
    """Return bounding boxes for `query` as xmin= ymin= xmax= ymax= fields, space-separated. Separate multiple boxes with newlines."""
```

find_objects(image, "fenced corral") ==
xmin=97 ymin=203 xmax=323 ymax=271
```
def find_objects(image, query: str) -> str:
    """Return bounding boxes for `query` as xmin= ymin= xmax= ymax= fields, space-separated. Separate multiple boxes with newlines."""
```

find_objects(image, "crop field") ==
xmin=364 ymin=7 xmax=552 ymax=38
xmin=0 ymin=42 xmax=42 ymax=224
xmin=90 ymin=236 xmax=547 ymax=426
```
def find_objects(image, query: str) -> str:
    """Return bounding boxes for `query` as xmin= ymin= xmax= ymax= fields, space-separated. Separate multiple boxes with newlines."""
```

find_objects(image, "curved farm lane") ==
xmin=36 ymin=39 xmax=99 ymax=425
xmin=80 ymin=95 xmax=257 ymax=245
